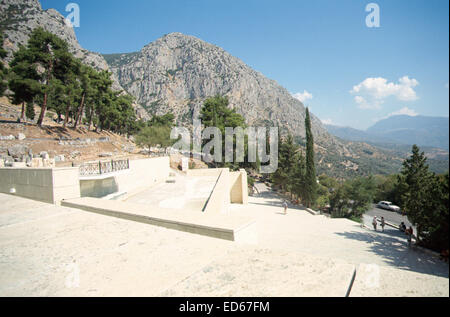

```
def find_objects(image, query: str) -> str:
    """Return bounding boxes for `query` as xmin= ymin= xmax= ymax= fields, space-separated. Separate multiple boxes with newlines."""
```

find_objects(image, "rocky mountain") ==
xmin=104 ymin=32 xmax=330 ymax=141
xmin=0 ymin=0 xmax=149 ymax=119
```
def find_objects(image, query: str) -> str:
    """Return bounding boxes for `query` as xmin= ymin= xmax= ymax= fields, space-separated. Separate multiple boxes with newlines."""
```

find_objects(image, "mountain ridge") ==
xmin=103 ymin=32 xmax=331 ymax=142
xmin=326 ymin=114 xmax=449 ymax=150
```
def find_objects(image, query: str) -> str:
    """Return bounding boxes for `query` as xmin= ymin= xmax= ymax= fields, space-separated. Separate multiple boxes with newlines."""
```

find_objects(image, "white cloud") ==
xmin=376 ymin=107 xmax=419 ymax=121
xmin=354 ymin=95 xmax=383 ymax=110
xmin=292 ymin=90 xmax=313 ymax=103
xmin=387 ymin=106 xmax=418 ymax=117
xmin=351 ymin=76 xmax=419 ymax=109
xmin=321 ymin=118 xmax=333 ymax=125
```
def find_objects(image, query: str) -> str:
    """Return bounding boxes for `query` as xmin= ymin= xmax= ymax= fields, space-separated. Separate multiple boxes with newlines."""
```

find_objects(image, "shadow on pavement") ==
xmin=335 ymin=230 xmax=449 ymax=278
xmin=249 ymin=184 xmax=307 ymax=212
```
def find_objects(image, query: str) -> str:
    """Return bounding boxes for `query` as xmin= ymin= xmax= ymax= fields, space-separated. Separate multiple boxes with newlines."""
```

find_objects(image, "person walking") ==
xmin=380 ymin=217 xmax=385 ymax=232
xmin=372 ymin=216 xmax=377 ymax=231
xmin=283 ymin=201 xmax=288 ymax=215
xmin=406 ymin=226 xmax=414 ymax=247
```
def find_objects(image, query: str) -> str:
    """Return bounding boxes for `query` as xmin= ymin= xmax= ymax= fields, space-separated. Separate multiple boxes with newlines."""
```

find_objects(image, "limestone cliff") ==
xmin=105 ymin=32 xmax=330 ymax=142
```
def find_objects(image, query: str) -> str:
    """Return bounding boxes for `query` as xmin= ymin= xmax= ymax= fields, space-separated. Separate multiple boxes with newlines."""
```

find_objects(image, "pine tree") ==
xmin=8 ymin=43 xmax=43 ymax=111
xmin=398 ymin=146 xmax=449 ymax=251
xmin=292 ymin=149 xmax=306 ymax=201
xmin=271 ymin=134 xmax=298 ymax=193
xmin=8 ymin=28 xmax=72 ymax=126
xmin=199 ymin=95 xmax=246 ymax=168
xmin=73 ymin=64 xmax=94 ymax=129
xmin=345 ymin=176 xmax=376 ymax=218
xmin=55 ymin=53 xmax=81 ymax=128
xmin=398 ymin=144 xmax=433 ymax=241
xmin=304 ymin=107 xmax=317 ymax=208
xmin=0 ymin=31 xmax=8 ymax=97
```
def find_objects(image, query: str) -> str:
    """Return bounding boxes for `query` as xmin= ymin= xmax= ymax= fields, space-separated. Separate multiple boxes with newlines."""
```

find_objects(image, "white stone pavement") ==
xmin=0 ymin=180 xmax=448 ymax=297
xmin=233 ymin=184 xmax=448 ymax=278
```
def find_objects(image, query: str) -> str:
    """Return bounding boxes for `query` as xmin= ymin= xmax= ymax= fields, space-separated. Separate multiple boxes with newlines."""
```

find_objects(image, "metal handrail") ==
xmin=76 ymin=159 xmax=130 ymax=176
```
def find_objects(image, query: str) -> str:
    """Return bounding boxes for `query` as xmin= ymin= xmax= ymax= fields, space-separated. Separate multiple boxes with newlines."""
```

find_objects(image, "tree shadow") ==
xmin=250 ymin=184 xmax=308 ymax=211
xmin=335 ymin=230 xmax=449 ymax=278
xmin=40 ymin=125 xmax=72 ymax=137
xmin=249 ymin=201 xmax=307 ymax=212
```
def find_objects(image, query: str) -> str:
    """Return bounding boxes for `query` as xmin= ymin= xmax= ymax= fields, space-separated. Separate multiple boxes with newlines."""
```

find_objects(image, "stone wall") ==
xmin=0 ymin=167 xmax=80 ymax=204
xmin=230 ymin=169 xmax=248 ymax=204
xmin=199 ymin=168 xmax=249 ymax=214
xmin=79 ymin=157 xmax=170 ymax=198
xmin=115 ymin=157 xmax=170 ymax=194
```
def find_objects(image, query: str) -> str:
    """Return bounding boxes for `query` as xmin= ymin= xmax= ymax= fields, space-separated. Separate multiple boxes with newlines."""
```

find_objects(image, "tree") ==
xmin=0 ymin=31 xmax=8 ymax=97
xmin=397 ymin=145 xmax=449 ymax=251
xmin=304 ymin=107 xmax=317 ymax=207
xmin=56 ymin=53 xmax=81 ymax=128
xmin=199 ymin=95 xmax=246 ymax=169
xmin=149 ymin=113 xmax=175 ymax=127
xmin=8 ymin=43 xmax=43 ymax=120
xmin=31 ymin=28 xmax=71 ymax=126
xmin=92 ymin=70 xmax=114 ymax=132
xmin=7 ymin=28 xmax=139 ymax=135
xmin=107 ymin=93 xmax=138 ymax=135
xmin=271 ymin=134 xmax=298 ymax=193
xmin=422 ymin=172 xmax=449 ymax=251
xmin=374 ymin=174 xmax=401 ymax=205
xmin=326 ymin=175 xmax=375 ymax=221
xmin=135 ymin=125 xmax=173 ymax=151
xmin=291 ymin=149 xmax=307 ymax=202
xmin=74 ymin=64 xmax=94 ymax=128
xmin=345 ymin=176 xmax=376 ymax=219
xmin=8 ymin=28 xmax=72 ymax=126
xmin=398 ymin=145 xmax=433 ymax=242
xmin=329 ymin=184 xmax=349 ymax=218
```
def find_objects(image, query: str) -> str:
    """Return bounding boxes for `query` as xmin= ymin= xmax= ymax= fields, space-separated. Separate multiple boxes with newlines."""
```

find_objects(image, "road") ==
xmin=365 ymin=204 xmax=413 ymax=227
xmin=363 ymin=204 xmax=416 ymax=241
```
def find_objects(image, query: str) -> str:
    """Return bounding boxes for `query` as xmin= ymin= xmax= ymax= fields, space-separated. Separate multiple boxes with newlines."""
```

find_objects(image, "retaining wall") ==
xmin=80 ymin=157 xmax=170 ymax=198
xmin=0 ymin=167 xmax=80 ymax=204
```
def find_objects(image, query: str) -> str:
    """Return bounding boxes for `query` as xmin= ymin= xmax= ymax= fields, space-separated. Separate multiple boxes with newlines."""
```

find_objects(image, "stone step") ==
xmin=62 ymin=197 xmax=257 ymax=243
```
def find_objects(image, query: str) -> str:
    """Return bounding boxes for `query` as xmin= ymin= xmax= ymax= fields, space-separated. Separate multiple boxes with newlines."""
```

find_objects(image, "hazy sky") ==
xmin=41 ymin=0 xmax=449 ymax=130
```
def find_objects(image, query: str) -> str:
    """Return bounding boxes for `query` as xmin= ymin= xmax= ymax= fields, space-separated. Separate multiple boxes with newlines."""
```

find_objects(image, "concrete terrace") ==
xmin=124 ymin=172 xmax=218 ymax=211
xmin=0 ymin=180 xmax=448 ymax=297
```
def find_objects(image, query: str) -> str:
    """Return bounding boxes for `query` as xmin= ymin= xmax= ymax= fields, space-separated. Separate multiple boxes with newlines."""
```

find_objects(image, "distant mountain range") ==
xmin=326 ymin=115 xmax=449 ymax=150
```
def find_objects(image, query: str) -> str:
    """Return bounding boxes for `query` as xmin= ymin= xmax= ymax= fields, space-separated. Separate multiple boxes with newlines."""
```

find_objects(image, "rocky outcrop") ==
xmin=105 ymin=33 xmax=330 ymax=142
xmin=0 ymin=0 xmax=149 ymax=119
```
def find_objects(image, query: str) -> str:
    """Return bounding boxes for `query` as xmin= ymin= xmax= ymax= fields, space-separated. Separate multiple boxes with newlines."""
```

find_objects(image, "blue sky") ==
xmin=41 ymin=0 xmax=449 ymax=130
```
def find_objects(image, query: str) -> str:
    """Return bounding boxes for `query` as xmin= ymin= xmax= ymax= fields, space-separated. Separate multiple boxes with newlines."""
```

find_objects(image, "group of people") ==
xmin=372 ymin=217 xmax=414 ymax=247
xmin=282 ymin=201 xmax=415 ymax=247
xmin=372 ymin=216 xmax=386 ymax=232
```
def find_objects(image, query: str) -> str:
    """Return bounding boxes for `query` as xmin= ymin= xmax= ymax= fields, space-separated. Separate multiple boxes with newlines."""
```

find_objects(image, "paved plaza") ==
xmin=0 ymin=177 xmax=448 ymax=297
xmin=124 ymin=173 xmax=218 ymax=211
